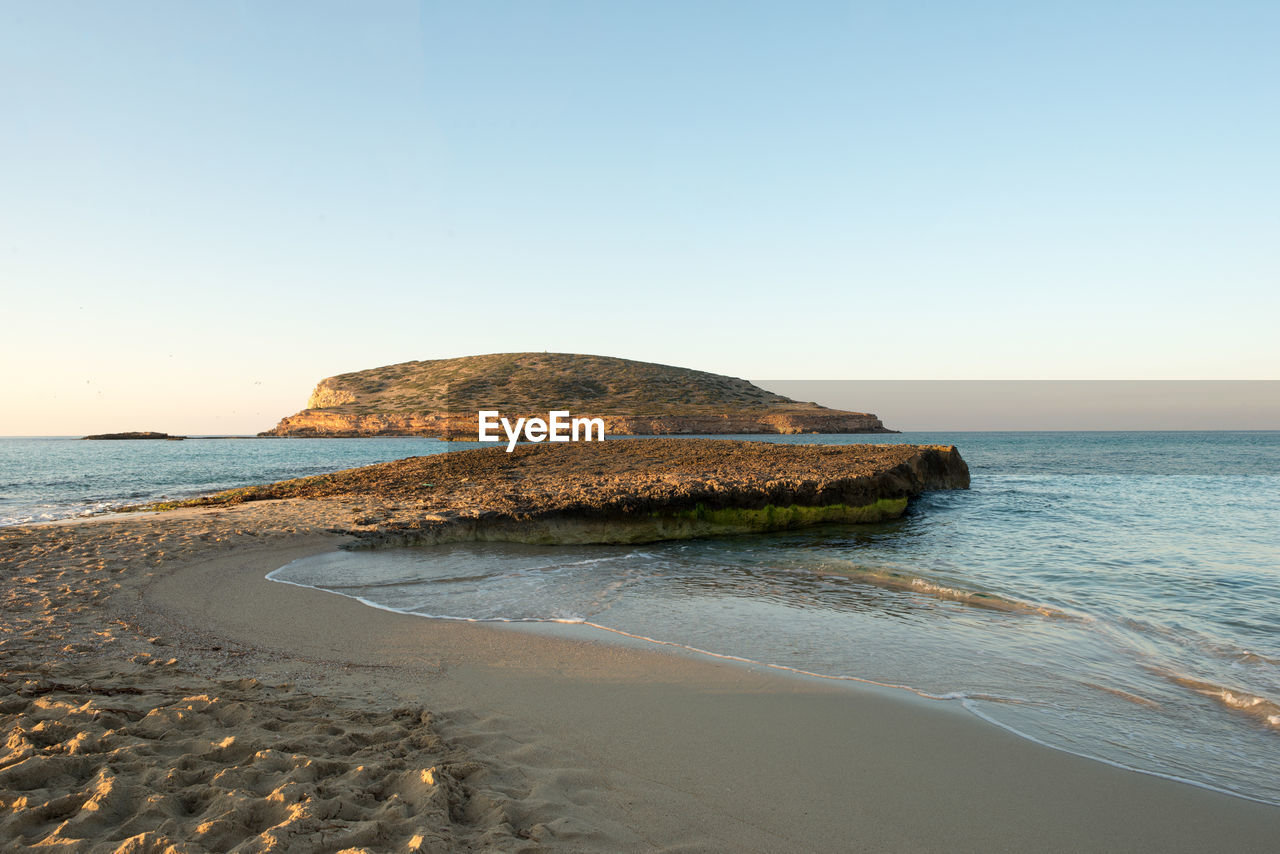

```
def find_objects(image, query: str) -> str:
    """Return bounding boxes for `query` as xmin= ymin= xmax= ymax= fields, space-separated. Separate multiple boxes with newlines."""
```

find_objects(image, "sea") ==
xmin=4 ymin=432 xmax=1278 ymax=804
xmin=0 ymin=436 xmax=449 ymax=525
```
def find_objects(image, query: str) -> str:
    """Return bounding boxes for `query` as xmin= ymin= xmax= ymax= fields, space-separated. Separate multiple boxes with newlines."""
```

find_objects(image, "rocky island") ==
xmin=82 ymin=431 xmax=182 ymax=440
xmin=160 ymin=438 xmax=968 ymax=546
xmin=260 ymin=352 xmax=892 ymax=438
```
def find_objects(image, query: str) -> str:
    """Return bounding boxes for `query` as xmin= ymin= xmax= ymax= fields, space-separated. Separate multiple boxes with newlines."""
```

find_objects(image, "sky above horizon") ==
xmin=3 ymin=1 xmax=1278 ymax=434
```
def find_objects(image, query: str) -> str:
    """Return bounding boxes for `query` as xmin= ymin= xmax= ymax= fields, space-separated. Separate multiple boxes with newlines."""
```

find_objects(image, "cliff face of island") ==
xmin=260 ymin=353 xmax=892 ymax=438
xmin=165 ymin=439 xmax=968 ymax=546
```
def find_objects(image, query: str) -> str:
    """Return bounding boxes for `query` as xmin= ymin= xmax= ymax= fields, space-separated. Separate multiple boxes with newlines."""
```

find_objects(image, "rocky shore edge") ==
xmin=153 ymin=439 xmax=969 ymax=547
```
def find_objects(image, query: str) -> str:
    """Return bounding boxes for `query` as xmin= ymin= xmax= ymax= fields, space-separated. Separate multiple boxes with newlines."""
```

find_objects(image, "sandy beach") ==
xmin=1 ymin=495 xmax=1277 ymax=852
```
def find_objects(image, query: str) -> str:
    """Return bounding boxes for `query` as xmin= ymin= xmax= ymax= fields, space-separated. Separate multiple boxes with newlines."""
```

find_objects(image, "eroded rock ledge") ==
xmin=164 ymin=439 xmax=969 ymax=546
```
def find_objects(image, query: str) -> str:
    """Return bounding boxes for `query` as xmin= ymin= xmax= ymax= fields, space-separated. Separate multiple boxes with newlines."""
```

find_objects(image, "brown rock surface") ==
xmin=260 ymin=353 xmax=892 ymax=437
xmin=164 ymin=439 xmax=969 ymax=545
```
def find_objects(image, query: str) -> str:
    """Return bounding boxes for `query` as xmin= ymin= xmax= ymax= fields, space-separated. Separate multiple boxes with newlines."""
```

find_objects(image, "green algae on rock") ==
xmin=668 ymin=497 xmax=911 ymax=528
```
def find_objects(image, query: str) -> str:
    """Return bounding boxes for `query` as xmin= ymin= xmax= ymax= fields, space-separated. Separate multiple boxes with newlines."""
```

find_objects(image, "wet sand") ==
xmin=4 ymin=499 xmax=1280 ymax=851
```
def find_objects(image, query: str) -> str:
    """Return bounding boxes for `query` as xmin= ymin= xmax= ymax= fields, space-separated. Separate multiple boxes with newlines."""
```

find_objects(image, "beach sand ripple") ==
xmin=0 ymin=504 xmax=535 ymax=853
xmin=0 ymin=669 xmax=495 ymax=853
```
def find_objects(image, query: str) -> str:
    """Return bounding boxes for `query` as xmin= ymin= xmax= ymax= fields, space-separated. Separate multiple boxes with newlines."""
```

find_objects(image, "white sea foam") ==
xmin=1158 ymin=671 xmax=1280 ymax=730
xmin=804 ymin=561 xmax=1080 ymax=620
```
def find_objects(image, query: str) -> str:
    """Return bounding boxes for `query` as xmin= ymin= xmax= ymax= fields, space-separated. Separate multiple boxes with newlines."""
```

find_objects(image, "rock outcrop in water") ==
xmin=82 ymin=432 xmax=182 ymax=440
xmin=260 ymin=353 xmax=892 ymax=438
xmin=163 ymin=439 xmax=968 ymax=545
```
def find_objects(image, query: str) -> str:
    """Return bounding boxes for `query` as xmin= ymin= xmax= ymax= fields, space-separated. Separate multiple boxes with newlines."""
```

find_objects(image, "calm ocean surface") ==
xmin=0 ymin=436 xmax=452 ymax=525
xmin=6 ymin=433 xmax=1279 ymax=803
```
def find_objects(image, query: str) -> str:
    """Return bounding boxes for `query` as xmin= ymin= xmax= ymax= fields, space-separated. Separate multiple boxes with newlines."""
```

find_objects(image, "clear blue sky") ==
xmin=2 ymin=1 xmax=1277 ymax=433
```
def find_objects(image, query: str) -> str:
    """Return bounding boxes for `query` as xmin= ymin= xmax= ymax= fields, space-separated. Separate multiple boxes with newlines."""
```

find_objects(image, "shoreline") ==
xmin=5 ymin=500 xmax=1280 ymax=849
xmin=267 ymin=549 xmax=1280 ymax=810
xmin=148 ymin=518 xmax=1280 ymax=850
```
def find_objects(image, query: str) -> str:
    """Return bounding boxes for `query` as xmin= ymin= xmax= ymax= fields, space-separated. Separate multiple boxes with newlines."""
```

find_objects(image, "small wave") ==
xmin=1115 ymin=616 xmax=1280 ymax=670
xmin=319 ymin=572 xmax=498 ymax=591
xmin=1158 ymin=671 xmax=1280 ymax=730
xmin=808 ymin=562 xmax=1076 ymax=620
xmin=0 ymin=501 xmax=129 ymax=527
xmin=1078 ymin=680 xmax=1161 ymax=708
xmin=553 ymin=554 xmax=632 ymax=568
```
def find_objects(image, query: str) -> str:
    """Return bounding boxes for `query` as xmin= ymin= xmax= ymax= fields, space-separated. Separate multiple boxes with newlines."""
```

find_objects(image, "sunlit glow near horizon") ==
xmin=3 ymin=2 xmax=1277 ymax=434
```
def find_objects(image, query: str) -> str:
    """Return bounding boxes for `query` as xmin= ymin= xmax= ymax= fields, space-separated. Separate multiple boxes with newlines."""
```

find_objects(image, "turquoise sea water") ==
xmin=5 ymin=433 xmax=1279 ymax=803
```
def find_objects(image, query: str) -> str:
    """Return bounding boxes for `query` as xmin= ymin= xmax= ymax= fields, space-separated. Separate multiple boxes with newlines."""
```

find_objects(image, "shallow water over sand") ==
xmin=271 ymin=432 xmax=1280 ymax=805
